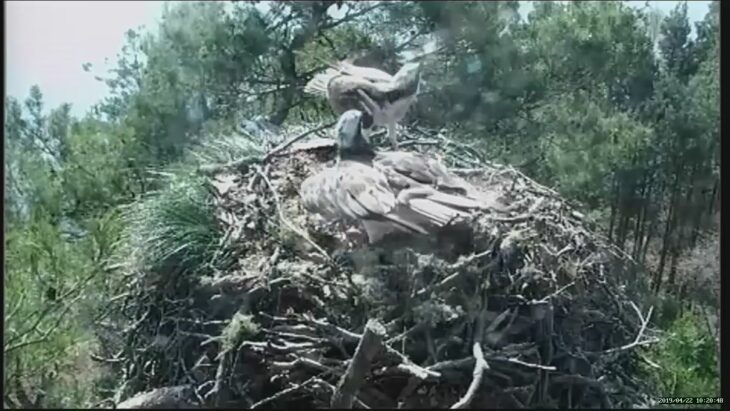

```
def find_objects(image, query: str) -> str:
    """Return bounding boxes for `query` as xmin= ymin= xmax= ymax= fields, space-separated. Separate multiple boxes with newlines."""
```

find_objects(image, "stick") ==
xmin=451 ymin=307 xmax=490 ymax=409
xmin=250 ymin=377 xmax=319 ymax=409
xmin=415 ymin=249 xmax=492 ymax=297
xmin=255 ymin=166 xmax=332 ymax=262
xmin=498 ymin=357 xmax=556 ymax=371
xmin=197 ymin=155 xmax=261 ymax=176
xmin=117 ymin=385 xmax=194 ymax=409
xmin=450 ymin=342 xmax=489 ymax=409
xmin=538 ymin=281 xmax=576 ymax=303
xmin=600 ymin=302 xmax=655 ymax=354
xmin=385 ymin=321 xmax=427 ymax=345
xmin=331 ymin=319 xmax=387 ymax=408
xmin=263 ymin=121 xmax=336 ymax=162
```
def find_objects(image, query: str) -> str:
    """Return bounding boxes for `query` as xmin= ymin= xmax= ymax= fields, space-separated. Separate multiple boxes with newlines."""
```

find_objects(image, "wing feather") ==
xmin=334 ymin=61 xmax=394 ymax=83
xmin=374 ymin=151 xmax=472 ymax=193
xmin=328 ymin=76 xmax=392 ymax=112
xmin=300 ymin=159 xmax=474 ymax=243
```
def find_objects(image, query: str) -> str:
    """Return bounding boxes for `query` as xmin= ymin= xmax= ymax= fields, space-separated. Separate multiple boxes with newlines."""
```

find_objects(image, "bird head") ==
xmin=335 ymin=110 xmax=375 ymax=160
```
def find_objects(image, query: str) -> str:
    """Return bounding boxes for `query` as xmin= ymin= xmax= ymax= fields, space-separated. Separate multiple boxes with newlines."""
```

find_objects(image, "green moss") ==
xmin=221 ymin=312 xmax=260 ymax=353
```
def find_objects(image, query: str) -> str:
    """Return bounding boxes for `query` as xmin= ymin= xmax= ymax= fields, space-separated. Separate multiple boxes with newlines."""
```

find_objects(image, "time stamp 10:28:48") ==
xmin=657 ymin=397 xmax=723 ymax=405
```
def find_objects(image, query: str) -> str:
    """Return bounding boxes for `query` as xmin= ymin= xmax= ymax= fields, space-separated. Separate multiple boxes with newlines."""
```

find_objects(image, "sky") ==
xmin=5 ymin=1 xmax=711 ymax=118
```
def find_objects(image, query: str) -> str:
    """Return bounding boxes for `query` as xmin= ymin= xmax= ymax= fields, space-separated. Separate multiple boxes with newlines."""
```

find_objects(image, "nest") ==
xmin=110 ymin=125 xmax=657 ymax=409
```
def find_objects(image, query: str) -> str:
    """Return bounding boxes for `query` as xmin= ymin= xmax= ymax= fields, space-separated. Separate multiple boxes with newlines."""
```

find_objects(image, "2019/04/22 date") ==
xmin=657 ymin=397 xmax=723 ymax=405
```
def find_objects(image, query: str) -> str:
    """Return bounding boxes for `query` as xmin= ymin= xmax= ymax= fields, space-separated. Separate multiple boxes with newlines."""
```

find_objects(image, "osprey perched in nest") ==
xmin=304 ymin=60 xmax=422 ymax=150
xmin=300 ymin=110 xmax=482 ymax=244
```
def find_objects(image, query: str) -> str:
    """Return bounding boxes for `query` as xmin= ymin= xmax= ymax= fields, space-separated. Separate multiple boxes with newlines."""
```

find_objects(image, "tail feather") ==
xmin=381 ymin=208 xmax=431 ymax=235
xmin=362 ymin=199 xmax=472 ymax=244
xmin=396 ymin=186 xmax=482 ymax=211
xmin=304 ymin=69 xmax=340 ymax=98
xmin=420 ymin=190 xmax=482 ymax=210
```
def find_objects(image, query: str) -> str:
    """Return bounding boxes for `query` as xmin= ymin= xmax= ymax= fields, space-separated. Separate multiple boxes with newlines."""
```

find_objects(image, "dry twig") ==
xmin=331 ymin=319 xmax=386 ymax=408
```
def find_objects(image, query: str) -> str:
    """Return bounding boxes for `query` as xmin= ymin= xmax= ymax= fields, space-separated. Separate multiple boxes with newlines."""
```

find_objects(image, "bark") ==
xmin=116 ymin=385 xmax=196 ymax=409
xmin=631 ymin=176 xmax=649 ymax=259
xmin=268 ymin=4 xmax=331 ymax=126
xmin=666 ymin=247 xmax=680 ymax=290
xmin=616 ymin=210 xmax=631 ymax=252
xmin=607 ymin=174 xmax=619 ymax=243
xmin=654 ymin=172 xmax=681 ymax=293
xmin=707 ymin=177 xmax=719 ymax=218
xmin=331 ymin=319 xmax=386 ymax=408
xmin=635 ymin=172 xmax=654 ymax=261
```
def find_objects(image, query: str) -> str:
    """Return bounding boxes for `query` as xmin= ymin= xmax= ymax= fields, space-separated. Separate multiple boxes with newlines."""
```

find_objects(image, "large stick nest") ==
xmin=108 ymin=125 xmax=657 ymax=409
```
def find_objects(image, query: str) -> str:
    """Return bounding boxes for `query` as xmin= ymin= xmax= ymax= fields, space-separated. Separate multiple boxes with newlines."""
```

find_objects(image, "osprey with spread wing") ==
xmin=299 ymin=110 xmax=481 ymax=244
xmin=303 ymin=59 xmax=421 ymax=150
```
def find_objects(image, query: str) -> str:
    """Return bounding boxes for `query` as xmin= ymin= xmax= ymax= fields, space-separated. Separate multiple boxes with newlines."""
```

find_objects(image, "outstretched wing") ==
xmin=327 ymin=75 xmax=392 ymax=115
xmin=333 ymin=61 xmax=394 ymax=83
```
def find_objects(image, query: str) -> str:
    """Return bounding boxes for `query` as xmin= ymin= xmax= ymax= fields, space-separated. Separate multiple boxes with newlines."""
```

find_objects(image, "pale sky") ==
xmin=5 ymin=1 xmax=711 ymax=118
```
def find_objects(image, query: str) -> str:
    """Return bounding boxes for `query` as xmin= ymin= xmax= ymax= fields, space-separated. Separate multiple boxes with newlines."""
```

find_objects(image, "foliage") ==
xmin=119 ymin=169 xmax=224 ymax=278
xmin=643 ymin=311 xmax=720 ymax=399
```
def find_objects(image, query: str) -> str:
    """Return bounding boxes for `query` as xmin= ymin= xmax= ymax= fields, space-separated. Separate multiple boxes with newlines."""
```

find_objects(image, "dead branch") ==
xmin=249 ymin=376 xmax=321 ymax=409
xmin=595 ymin=302 xmax=656 ymax=354
xmin=451 ymin=307 xmax=490 ymax=409
xmin=255 ymin=165 xmax=332 ymax=262
xmin=331 ymin=319 xmax=387 ymax=408
xmin=263 ymin=121 xmax=336 ymax=163
xmin=450 ymin=342 xmax=490 ymax=409
xmin=116 ymin=385 xmax=195 ymax=409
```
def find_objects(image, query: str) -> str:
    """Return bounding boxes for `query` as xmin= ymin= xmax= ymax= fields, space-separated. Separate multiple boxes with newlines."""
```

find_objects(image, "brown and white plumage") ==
xmin=299 ymin=110 xmax=478 ymax=244
xmin=372 ymin=151 xmax=501 ymax=209
xmin=303 ymin=60 xmax=421 ymax=149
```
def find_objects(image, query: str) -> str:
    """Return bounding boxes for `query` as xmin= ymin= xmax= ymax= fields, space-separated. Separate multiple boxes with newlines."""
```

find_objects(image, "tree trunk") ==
xmin=607 ymin=204 xmax=616 ymax=243
xmin=269 ymin=48 xmax=298 ymax=126
xmin=636 ymin=172 xmax=654 ymax=261
xmin=268 ymin=4 xmax=330 ymax=125
xmin=654 ymin=172 xmax=681 ymax=293
xmin=617 ymin=210 xmax=631 ymax=251
xmin=707 ymin=177 xmax=719 ymax=217
xmin=641 ymin=218 xmax=656 ymax=267
xmin=666 ymin=246 xmax=680 ymax=290
xmin=632 ymin=175 xmax=649 ymax=259
xmin=607 ymin=174 xmax=619 ymax=243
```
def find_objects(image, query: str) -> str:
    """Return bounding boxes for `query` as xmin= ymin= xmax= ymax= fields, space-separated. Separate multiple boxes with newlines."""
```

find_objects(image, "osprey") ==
xmin=300 ymin=110 xmax=480 ymax=244
xmin=303 ymin=60 xmax=421 ymax=150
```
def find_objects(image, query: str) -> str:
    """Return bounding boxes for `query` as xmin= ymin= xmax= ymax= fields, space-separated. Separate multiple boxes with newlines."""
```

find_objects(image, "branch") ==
xmin=331 ymin=319 xmax=386 ymax=408
xmin=415 ymin=249 xmax=493 ymax=297
xmin=450 ymin=342 xmax=490 ymax=409
xmin=4 ymin=292 xmax=84 ymax=354
xmin=250 ymin=376 xmax=320 ymax=409
xmin=117 ymin=385 xmax=194 ymax=409
xmin=538 ymin=281 xmax=576 ymax=303
xmin=255 ymin=165 xmax=332 ymax=262
xmin=449 ymin=306 xmax=491 ymax=409
xmin=600 ymin=302 xmax=656 ymax=354
xmin=5 ymin=269 xmax=98 ymax=349
xmin=321 ymin=2 xmax=388 ymax=30
xmin=197 ymin=155 xmax=262 ymax=176
xmin=302 ymin=316 xmax=440 ymax=380
xmin=263 ymin=121 xmax=336 ymax=162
